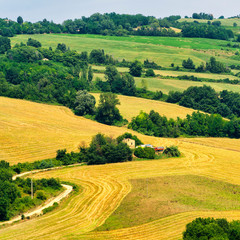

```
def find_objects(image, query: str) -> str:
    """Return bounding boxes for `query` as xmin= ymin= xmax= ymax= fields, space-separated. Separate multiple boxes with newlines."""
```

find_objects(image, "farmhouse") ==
xmin=123 ymin=138 xmax=135 ymax=149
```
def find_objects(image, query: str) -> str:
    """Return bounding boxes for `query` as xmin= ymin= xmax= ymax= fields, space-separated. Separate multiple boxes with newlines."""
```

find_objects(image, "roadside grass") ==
xmin=97 ymin=175 xmax=240 ymax=231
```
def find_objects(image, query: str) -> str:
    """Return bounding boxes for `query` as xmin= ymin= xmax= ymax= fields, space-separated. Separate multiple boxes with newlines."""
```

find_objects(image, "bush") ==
xmin=43 ymin=202 xmax=59 ymax=214
xmin=36 ymin=190 xmax=47 ymax=200
xmin=163 ymin=146 xmax=180 ymax=157
xmin=145 ymin=69 xmax=155 ymax=77
xmin=134 ymin=147 xmax=155 ymax=159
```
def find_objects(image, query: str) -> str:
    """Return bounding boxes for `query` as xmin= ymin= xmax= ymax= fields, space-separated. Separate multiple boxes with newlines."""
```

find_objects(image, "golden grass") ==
xmin=0 ymin=96 xmax=195 ymax=164
xmin=0 ymin=137 xmax=240 ymax=239
xmin=1 ymin=97 xmax=240 ymax=240
xmin=91 ymin=93 xmax=195 ymax=121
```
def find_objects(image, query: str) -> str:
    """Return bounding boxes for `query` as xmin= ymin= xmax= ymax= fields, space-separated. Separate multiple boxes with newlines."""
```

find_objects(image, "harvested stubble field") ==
xmin=0 ymin=96 xmax=194 ymax=164
xmin=91 ymin=93 xmax=195 ymax=121
xmin=1 ymin=97 xmax=240 ymax=240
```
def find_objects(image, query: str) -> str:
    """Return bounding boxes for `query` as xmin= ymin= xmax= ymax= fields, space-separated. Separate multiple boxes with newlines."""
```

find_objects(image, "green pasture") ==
xmin=98 ymin=175 xmax=240 ymax=231
xmin=11 ymin=34 xmax=240 ymax=67
xmin=135 ymin=76 xmax=240 ymax=94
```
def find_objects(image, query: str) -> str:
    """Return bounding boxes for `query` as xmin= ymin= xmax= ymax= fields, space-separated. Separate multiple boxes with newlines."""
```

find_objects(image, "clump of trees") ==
xmin=128 ymin=110 xmax=240 ymax=138
xmin=0 ymin=36 xmax=11 ymax=54
xmin=134 ymin=147 xmax=155 ymax=159
xmin=183 ymin=217 xmax=240 ymax=240
xmin=182 ymin=57 xmax=230 ymax=74
xmin=167 ymin=85 xmax=240 ymax=119
xmin=192 ymin=13 xmax=213 ymax=20
xmin=163 ymin=146 xmax=181 ymax=157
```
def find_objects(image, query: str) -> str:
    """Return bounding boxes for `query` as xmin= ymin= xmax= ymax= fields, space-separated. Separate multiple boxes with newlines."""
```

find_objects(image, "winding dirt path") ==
xmin=1 ymin=171 xmax=73 ymax=226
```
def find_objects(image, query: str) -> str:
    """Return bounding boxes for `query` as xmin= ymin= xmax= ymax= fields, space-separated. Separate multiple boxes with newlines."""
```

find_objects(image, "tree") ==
xmin=95 ymin=93 xmax=123 ymax=125
xmin=145 ymin=69 xmax=155 ymax=77
xmin=17 ymin=16 xmax=23 ymax=25
xmin=233 ymin=22 xmax=238 ymax=27
xmin=0 ymin=36 xmax=11 ymax=54
xmin=56 ymin=43 xmax=67 ymax=53
xmin=74 ymin=90 xmax=96 ymax=116
xmin=129 ymin=60 xmax=143 ymax=77
xmin=27 ymin=38 xmax=42 ymax=48
xmin=182 ymin=58 xmax=195 ymax=69
xmin=88 ymin=66 xmax=93 ymax=82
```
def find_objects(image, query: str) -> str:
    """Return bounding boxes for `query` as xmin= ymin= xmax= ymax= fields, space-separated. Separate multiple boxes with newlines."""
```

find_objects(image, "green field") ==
xmin=135 ymin=76 xmax=240 ymax=93
xmin=11 ymin=34 xmax=240 ymax=67
xmin=93 ymin=72 xmax=240 ymax=94
xmin=98 ymin=175 xmax=240 ymax=231
xmin=179 ymin=17 xmax=240 ymax=27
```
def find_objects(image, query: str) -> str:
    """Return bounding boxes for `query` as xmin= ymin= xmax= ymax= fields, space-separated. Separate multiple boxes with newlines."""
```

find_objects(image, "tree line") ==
xmin=128 ymin=110 xmax=240 ymax=138
xmin=167 ymin=85 xmax=240 ymax=119
xmin=0 ymin=12 xmax=235 ymax=40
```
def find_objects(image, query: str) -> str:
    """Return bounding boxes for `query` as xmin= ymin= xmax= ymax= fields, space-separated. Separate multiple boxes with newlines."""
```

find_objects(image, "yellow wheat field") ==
xmin=1 ymin=97 xmax=240 ymax=240
xmin=0 ymin=96 xmax=195 ymax=164
xmin=91 ymin=93 xmax=195 ymax=121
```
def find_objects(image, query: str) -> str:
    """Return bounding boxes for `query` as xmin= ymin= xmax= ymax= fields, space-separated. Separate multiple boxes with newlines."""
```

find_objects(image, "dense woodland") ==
xmin=0 ymin=12 xmax=236 ymax=40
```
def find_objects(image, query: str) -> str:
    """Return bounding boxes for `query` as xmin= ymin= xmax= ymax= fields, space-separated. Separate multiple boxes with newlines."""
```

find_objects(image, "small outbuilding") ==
xmin=123 ymin=138 xmax=136 ymax=149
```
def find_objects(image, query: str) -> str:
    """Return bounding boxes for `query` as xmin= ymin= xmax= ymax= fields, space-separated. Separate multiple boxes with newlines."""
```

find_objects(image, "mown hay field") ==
xmin=0 ymin=136 xmax=240 ymax=240
xmin=11 ymin=34 xmax=240 ymax=67
xmin=0 ymin=96 xmax=194 ymax=164
xmin=91 ymin=93 xmax=195 ymax=121
xmin=0 ymin=98 xmax=240 ymax=239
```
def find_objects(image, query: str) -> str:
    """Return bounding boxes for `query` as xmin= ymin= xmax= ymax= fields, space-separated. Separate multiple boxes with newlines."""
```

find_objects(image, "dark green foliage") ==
xmin=182 ymin=23 xmax=233 ymax=40
xmin=86 ymin=134 xmax=132 ymax=165
xmin=88 ymin=66 xmax=93 ymax=82
xmin=0 ymin=36 xmax=11 ymax=54
xmin=95 ymin=93 xmax=124 ymax=125
xmin=145 ymin=69 xmax=155 ymax=77
xmin=182 ymin=58 xmax=195 ymax=69
xmin=134 ymin=147 xmax=155 ymax=159
xmin=27 ymin=38 xmax=42 ymax=48
xmin=7 ymin=46 xmax=43 ymax=62
xmin=89 ymin=49 xmax=106 ymax=64
xmin=17 ymin=16 xmax=23 ymax=25
xmin=183 ymin=217 xmax=240 ymax=240
xmin=104 ymin=66 xmax=136 ymax=96
xmin=74 ymin=90 xmax=96 ymax=116
xmin=206 ymin=57 xmax=229 ymax=73
xmin=144 ymin=59 xmax=161 ymax=70
xmin=129 ymin=110 xmax=240 ymax=139
xmin=163 ymin=146 xmax=180 ymax=157
xmin=129 ymin=60 xmax=143 ymax=77
xmin=56 ymin=43 xmax=67 ymax=53
xmin=167 ymin=86 xmax=240 ymax=120
xmin=192 ymin=13 xmax=213 ymax=20
xmin=117 ymin=132 xmax=143 ymax=146
xmin=36 ymin=190 xmax=47 ymax=200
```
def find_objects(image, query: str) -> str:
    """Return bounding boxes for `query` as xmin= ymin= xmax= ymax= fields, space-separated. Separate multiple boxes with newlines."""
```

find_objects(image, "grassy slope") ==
xmin=91 ymin=93 xmax=195 ymax=121
xmin=134 ymin=77 xmax=240 ymax=93
xmin=93 ymin=72 xmax=240 ymax=93
xmin=98 ymin=175 xmax=240 ymax=231
xmin=11 ymin=34 xmax=240 ymax=67
xmin=92 ymin=65 xmax=239 ymax=80
xmin=0 ymin=96 xmax=195 ymax=164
